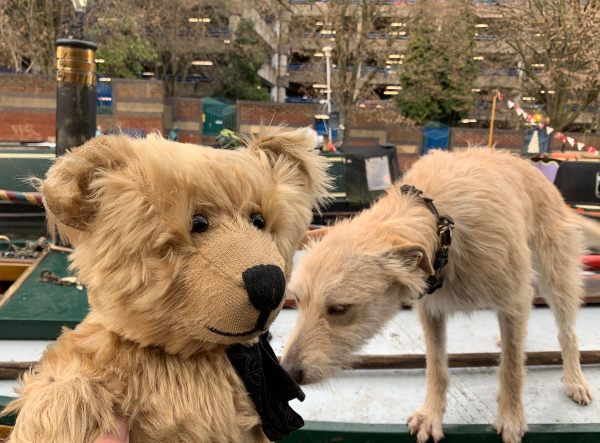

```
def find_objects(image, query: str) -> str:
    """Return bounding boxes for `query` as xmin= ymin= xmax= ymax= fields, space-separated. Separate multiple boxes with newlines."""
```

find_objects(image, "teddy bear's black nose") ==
xmin=243 ymin=264 xmax=286 ymax=314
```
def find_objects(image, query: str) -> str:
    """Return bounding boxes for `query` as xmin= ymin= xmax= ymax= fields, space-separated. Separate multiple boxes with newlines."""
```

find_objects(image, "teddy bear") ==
xmin=1 ymin=127 xmax=329 ymax=442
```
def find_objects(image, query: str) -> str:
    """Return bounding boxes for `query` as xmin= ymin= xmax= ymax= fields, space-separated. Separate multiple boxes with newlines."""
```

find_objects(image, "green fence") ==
xmin=202 ymin=97 xmax=236 ymax=136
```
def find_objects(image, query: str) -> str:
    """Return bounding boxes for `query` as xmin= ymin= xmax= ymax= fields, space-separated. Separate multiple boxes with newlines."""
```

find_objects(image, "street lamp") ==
xmin=55 ymin=0 xmax=96 ymax=156
xmin=70 ymin=0 xmax=88 ymax=39
xmin=322 ymin=45 xmax=333 ymax=142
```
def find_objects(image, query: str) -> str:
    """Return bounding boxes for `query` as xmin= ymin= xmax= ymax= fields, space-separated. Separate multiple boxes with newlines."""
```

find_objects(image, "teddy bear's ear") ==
xmin=42 ymin=135 xmax=132 ymax=231
xmin=246 ymin=127 xmax=331 ymax=205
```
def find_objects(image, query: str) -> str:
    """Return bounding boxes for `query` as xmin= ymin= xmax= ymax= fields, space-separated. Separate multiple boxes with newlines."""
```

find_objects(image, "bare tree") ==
xmin=136 ymin=0 xmax=227 ymax=96
xmin=493 ymin=0 xmax=600 ymax=131
xmin=287 ymin=0 xmax=401 ymax=142
xmin=87 ymin=0 xmax=228 ymax=96
xmin=0 ymin=0 xmax=75 ymax=76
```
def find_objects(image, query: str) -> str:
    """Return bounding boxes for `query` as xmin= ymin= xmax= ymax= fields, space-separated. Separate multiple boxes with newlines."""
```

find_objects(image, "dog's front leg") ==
xmin=408 ymin=303 xmax=448 ymax=443
xmin=494 ymin=309 xmax=529 ymax=443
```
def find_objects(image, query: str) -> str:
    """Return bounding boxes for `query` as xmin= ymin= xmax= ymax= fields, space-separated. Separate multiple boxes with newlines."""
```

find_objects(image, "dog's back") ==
xmin=401 ymin=149 xmax=582 ymax=315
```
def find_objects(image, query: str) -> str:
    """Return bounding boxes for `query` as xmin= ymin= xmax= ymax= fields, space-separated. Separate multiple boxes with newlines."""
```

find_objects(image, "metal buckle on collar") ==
xmin=438 ymin=215 xmax=454 ymax=248
xmin=423 ymin=216 xmax=454 ymax=296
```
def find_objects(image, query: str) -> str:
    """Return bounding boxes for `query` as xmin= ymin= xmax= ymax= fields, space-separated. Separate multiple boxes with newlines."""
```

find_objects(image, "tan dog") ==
xmin=282 ymin=149 xmax=594 ymax=443
xmin=2 ymin=128 xmax=329 ymax=442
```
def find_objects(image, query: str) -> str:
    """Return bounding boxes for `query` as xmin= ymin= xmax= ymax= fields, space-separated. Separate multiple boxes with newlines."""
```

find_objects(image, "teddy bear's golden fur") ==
xmin=3 ymin=128 xmax=329 ymax=442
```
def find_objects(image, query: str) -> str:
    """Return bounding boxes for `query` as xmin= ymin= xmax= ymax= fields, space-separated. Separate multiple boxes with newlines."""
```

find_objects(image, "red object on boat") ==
xmin=582 ymin=255 xmax=600 ymax=270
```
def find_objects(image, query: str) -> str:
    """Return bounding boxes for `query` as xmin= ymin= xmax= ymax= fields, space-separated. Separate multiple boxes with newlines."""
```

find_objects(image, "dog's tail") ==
xmin=573 ymin=212 xmax=600 ymax=251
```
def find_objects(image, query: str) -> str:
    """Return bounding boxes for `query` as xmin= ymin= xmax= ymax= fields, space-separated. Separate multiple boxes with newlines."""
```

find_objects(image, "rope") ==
xmin=0 ymin=190 xmax=43 ymax=206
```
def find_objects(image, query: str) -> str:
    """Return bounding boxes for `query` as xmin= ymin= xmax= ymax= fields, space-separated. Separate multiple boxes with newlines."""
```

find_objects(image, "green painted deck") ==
xmin=280 ymin=421 xmax=600 ymax=442
xmin=0 ymin=250 xmax=88 ymax=340
xmin=1 ymin=398 xmax=599 ymax=443
xmin=0 ymin=396 xmax=15 ymax=426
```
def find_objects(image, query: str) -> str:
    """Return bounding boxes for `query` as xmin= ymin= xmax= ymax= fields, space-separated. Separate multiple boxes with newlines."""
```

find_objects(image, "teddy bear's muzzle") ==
xmin=243 ymin=264 xmax=286 ymax=330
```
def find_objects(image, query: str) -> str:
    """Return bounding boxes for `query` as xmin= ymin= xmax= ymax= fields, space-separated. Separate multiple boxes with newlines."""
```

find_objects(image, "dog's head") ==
xmin=42 ymin=128 xmax=329 ymax=355
xmin=281 ymin=209 xmax=434 ymax=384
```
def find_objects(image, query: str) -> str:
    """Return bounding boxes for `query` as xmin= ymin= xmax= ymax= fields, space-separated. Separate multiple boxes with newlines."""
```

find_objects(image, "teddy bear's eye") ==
xmin=250 ymin=213 xmax=265 ymax=230
xmin=191 ymin=215 xmax=209 ymax=233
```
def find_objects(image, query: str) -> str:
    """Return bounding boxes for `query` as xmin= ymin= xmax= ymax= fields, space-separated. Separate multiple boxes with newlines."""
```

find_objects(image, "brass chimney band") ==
xmin=56 ymin=45 xmax=96 ymax=87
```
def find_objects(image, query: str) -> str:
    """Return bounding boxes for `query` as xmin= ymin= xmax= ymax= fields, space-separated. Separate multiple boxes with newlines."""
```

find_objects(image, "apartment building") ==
xmin=272 ymin=0 xmax=518 ymax=126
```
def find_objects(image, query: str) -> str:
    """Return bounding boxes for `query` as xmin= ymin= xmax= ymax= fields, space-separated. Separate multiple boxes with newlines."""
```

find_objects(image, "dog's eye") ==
xmin=250 ymin=213 xmax=265 ymax=230
xmin=327 ymin=304 xmax=352 ymax=316
xmin=191 ymin=215 xmax=209 ymax=233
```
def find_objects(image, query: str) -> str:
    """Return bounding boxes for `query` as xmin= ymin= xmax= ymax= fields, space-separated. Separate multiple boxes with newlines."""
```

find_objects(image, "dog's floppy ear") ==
xmin=299 ymin=226 xmax=330 ymax=248
xmin=42 ymin=135 xmax=132 ymax=231
xmin=246 ymin=127 xmax=331 ymax=205
xmin=391 ymin=243 xmax=434 ymax=276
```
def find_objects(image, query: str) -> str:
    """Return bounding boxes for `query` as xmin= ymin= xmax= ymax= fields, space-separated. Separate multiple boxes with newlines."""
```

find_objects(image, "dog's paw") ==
xmin=565 ymin=380 xmax=593 ymax=405
xmin=494 ymin=411 xmax=527 ymax=443
xmin=407 ymin=409 xmax=444 ymax=443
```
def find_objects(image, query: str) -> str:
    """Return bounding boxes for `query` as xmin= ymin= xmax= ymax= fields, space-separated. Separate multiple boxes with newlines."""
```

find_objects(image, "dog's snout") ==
xmin=243 ymin=264 xmax=286 ymax=313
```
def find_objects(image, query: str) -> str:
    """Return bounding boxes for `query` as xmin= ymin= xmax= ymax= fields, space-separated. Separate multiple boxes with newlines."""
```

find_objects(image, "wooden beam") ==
xmin=0 ymin=362 xmax=32 ymax=380
xmin=1 ymin=351 xmax=599 ymax=380
xmin=352 ymin=350 xmax=600 ymax=370
xmin=284 ymin=295 xmax=600 ymax=310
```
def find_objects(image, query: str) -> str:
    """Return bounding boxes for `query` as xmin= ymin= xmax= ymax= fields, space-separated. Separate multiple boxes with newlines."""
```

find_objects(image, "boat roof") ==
xmin=1 ymin=306 xmax=599 ymax=425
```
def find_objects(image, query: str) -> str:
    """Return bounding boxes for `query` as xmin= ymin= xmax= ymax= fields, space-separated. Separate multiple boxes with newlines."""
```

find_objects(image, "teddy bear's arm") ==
xmin=4 ymin=363 xmax=121 ymax=443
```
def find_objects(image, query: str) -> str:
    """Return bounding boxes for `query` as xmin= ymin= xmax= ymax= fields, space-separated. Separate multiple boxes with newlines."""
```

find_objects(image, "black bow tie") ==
xmin=226 ymin=333 xmax=305 ymax=441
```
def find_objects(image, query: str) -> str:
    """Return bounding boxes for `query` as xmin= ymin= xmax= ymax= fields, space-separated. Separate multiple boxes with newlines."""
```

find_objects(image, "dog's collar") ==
xmin=399 ymin=184 xmax=454 ymax=297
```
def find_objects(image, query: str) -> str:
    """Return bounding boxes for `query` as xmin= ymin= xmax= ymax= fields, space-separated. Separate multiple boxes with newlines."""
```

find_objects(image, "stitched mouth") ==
xmin=207 ymin=326 xmax=260 ymax=337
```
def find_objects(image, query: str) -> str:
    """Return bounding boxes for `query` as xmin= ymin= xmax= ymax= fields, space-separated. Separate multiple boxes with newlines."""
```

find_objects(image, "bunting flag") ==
xmin=494 ymin=90 xmax=598 ymax=154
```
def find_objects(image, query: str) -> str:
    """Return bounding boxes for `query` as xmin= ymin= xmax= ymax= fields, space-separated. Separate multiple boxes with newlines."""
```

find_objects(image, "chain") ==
xmin=39 ymin=270 xmax=85 ymax=290
xmin=0 ymin=236 xmax=48 ymax=260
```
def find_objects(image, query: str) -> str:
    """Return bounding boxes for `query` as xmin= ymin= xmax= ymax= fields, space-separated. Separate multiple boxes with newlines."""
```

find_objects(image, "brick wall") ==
xmin=236 ymin=101 xmax=318 ymax=134
xmin=452 ymin=127 xmax=600 ymax=153
xmin=0 ymin=75 xmax=165 ymax=142
xmin=451 ymin=127 xmax=524 ymax=151
xmin=105 ymin=79 xmax=165 ymax=135
xmin=166 ymin=97 xmax=202 ymax=144
xmin=397 ymin=153 xmax=420 ymax=173
xmin=4 ymin=74 xmax=597 ymax=156
xmin=0 ymin=74 xmax=55 ymax=95
xmin=0 ymin=74 xmax=55 ymax=142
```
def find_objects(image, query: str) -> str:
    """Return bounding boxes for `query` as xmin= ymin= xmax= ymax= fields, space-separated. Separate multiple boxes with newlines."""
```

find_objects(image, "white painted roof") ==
xmin=1 ymin=307 xmax=599 ymax=424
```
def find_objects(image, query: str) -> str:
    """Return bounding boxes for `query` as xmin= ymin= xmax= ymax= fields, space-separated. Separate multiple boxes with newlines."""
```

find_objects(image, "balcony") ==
xmin=475 ymin=67 xmax=520 ymax=89
xmin=287 ymin=63 xmax=400 ymax=85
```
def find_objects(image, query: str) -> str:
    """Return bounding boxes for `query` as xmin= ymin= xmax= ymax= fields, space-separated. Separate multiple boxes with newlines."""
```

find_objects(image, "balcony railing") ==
xmin=481 ymin=67 xmax=519 ymax=76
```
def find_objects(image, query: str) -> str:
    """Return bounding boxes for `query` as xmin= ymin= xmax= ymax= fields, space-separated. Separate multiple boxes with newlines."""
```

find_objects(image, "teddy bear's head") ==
xmin=41 ymin=128 xmax=329 ymax=355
